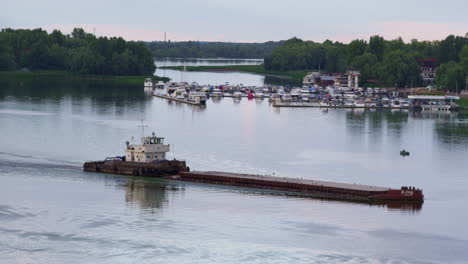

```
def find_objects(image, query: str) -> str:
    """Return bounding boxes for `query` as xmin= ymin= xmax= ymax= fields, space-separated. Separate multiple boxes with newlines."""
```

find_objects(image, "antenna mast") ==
xmin=138 ymin=119 xmax=148 ymax=143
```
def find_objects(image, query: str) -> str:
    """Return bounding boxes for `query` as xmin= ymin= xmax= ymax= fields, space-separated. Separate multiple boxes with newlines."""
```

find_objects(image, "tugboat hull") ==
xmin=83 ymin=160 xmax=187 ymax=177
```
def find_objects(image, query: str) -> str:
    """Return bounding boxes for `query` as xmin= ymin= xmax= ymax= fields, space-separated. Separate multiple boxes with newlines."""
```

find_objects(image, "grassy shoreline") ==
xmin=159 ymin=65 xmax=309 ymax=81
xmin=459 ymin=98 xmax=468 ymax=108
xmin=0 ymin=70 xmax=169 ymax=85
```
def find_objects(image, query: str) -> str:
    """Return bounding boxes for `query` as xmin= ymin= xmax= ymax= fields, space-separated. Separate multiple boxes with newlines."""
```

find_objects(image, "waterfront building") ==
xmin=303 ymin=70 xmax=360 ymax=89
xmin=418 ymin=58 xmax=438 ymax=86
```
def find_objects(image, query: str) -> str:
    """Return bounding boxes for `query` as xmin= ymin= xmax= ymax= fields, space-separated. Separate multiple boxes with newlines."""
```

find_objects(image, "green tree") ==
xmin=71 ymin=28 xmax=86 ymax=39
xmin=369 ymin=35 xmax=385 ymax=61
xmin=436 ymin=61 xmax=465 ymax=92
xmin=460 ymin=45 xmax=468 ymax=74
xmin=0 ymin=35 xmax=16 ymax=70
xmin=377 ymin=50 xmax=420 ymax=87
xmin=347 ymin=39 xmax=367 ymax=64
xmin=350 ymin=52 xmax=378 ymax=86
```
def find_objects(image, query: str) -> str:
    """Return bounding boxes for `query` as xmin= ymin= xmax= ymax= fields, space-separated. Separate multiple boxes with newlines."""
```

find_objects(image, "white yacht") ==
xmin=290 ymin=89 xmax=301 ymax=100
xmin=188 ymin=92 xmax=207 ymax=105
xmin=144 ymin=78 xmax=153 ymax=88
xmin=354 ymin=100 xmax=365 ymax=107
xmin=391 ymin=99 xmax=401 ymax=108
xmin=282 ymin=94 xmax=293 ymax=102
xmin=211 ymin=88 xmax=223 ymax=98
xmin=172 ymin=88 xmax=187 ymax=99
xmin=233 ymin=91 xmax=242 ymax=98
xmin=254 ymin=91 xmax=264 ymax=98
xmin=155 ymin=81 xmax=165 ymax=89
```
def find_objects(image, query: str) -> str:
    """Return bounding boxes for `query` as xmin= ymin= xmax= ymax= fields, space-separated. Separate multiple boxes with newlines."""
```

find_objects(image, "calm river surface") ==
xmin=1 ymin=59 xmax=468 ymax=263
xmin=154 ymin=58 xmax=268 ymax=86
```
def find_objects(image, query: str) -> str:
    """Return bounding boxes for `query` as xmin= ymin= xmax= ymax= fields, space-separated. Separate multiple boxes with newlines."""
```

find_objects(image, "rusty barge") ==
xmin=83 ymin=132 xmax=424 ymax=203
xmin=167 ymin=171 xmax=423 ymax=202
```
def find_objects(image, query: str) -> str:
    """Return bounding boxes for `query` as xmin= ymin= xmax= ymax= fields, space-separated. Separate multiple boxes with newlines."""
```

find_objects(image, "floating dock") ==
xmin=272 ymin=102 xmax=410 ymax=109
xmin=169 ymin=171 xmax=423 ymax=202
xmin=153 ymin=94 xmax=200 ymax=105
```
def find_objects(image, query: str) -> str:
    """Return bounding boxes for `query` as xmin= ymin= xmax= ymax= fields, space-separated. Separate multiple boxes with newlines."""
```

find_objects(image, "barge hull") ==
xmin=83 ymin=160 xmax=187 ymax=177
xmin=176 ymin=171 xmax=424 ymax=202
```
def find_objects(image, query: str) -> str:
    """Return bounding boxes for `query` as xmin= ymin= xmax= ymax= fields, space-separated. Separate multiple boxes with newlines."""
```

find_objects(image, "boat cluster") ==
xmin=145 ymin=79 xmax=460 ymax=110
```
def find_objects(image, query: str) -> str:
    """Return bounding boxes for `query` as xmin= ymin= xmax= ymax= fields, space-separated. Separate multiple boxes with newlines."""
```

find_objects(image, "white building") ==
xmin=125 ymin=133 xmax=170 ymax=162
xmin=303 ymin=72 xmax=321 ymax=85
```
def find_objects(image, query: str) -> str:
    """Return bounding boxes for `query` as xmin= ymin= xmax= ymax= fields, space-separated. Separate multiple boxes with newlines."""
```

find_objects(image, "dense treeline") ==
xmin=146 ymin=41 xmax=283 ymax=59
xmin=0 ymin=28 xmax=156 ymax=75
xmin=264 ymin=35 xmax=468 ymax=90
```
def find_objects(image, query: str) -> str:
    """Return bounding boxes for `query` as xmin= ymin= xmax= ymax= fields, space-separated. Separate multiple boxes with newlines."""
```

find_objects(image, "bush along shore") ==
xmin=158 ymin=64 xmax=311 ymax=81
xmin=0 ymin=70 xmax=169 ymax=86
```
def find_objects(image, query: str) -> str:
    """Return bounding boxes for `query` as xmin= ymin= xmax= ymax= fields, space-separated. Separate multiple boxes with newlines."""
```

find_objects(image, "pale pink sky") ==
xmin=3 ymin=0 xmax=467 ymax=43
xmin=33 ymin=21 xmax=468 ymax=43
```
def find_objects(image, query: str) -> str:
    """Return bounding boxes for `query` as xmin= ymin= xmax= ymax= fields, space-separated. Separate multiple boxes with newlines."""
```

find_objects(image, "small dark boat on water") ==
xmin=400 ymin=149 xmax=410 ymax=156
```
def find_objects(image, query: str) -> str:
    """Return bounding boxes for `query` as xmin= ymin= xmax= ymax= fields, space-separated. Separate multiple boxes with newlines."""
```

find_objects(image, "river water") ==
xmin=1 ymin=59 xmax=468 ymax=263
xmin=155 ymin=58 xmax=273 ymax=86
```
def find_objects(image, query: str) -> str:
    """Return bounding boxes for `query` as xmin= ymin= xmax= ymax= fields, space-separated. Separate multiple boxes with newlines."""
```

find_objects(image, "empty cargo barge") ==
xmin=83 ymin=132 xmax=424 ymax=203
xmin=168 ymin=171 xmax=424 ymax=202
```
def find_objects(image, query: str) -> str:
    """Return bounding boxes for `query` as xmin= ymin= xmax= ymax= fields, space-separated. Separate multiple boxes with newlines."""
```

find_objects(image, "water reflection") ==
xmin=191 ymin=105 xmax=207 ymax=112
xmin=434 ymin=121 xmax=468 ymax=145
xmin=211 ymin=97 xmax=222 ymax=104
xmin=121 ymin=174 xmax=422 ymax=212
xmin=144 ymin=87 xmax=153 ymax=96
xmin=154 ymin=58 xmax=301 ymax=87
xmin=123 ymin=177 xmax=184 ymax=210
xmin=345 ymin=110 xmax=410 ymax=138
xmin=0 ymin=76 xmax=149 ymax=109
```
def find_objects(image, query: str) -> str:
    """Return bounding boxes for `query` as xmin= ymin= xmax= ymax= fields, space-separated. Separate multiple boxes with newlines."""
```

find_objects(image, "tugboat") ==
xmin=83 ymin=132 xmax=187 ymax=177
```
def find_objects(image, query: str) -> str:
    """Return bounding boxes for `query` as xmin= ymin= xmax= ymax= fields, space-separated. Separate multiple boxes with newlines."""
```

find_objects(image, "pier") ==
xmin=153 ymin=94 xmax=200 ymax=105
xmin=272 ymin=102 xmax=411 ymax=109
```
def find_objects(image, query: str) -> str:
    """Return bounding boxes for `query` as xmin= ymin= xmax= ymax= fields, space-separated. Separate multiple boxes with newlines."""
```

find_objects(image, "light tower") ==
xmin=347 ymin=70 xmax=361 ymax=89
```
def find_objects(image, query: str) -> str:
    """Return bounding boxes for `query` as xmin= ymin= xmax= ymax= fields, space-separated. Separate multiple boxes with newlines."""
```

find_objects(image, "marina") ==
xmin=144 ymin=77 xmax=462 ymax=111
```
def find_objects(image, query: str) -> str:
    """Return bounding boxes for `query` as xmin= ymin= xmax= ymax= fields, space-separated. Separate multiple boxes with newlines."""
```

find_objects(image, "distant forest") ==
xmin=264 ymin=35 xmax=468 ymax=90
xmin=0 ymin=28 xmax=156 ymax=75
xmin=146 ymin=41 xmax=283 ymax=59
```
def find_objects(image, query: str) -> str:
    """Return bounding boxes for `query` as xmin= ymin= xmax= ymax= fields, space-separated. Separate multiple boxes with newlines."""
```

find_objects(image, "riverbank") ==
xmin=0 ymin=70 xmax=169 ymax=86
xmin=459 ymin=98 xmax=468 ymax=107
xmin=159 ymin=65 xmax=309 ymax=81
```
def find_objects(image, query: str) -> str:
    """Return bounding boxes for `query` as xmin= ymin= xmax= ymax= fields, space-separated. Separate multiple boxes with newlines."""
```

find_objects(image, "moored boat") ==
xmin=144 ymin=78 xmax=153 ymax=88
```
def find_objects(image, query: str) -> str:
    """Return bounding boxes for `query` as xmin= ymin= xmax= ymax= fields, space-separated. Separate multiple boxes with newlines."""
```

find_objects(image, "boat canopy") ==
xmin=408 ymin=95 xmax=460 ymax=100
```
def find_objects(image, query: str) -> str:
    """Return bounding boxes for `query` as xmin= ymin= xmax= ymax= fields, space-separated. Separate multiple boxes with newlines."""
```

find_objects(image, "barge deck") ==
xmin=171 ymin=171 xmax=423 ymax=202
